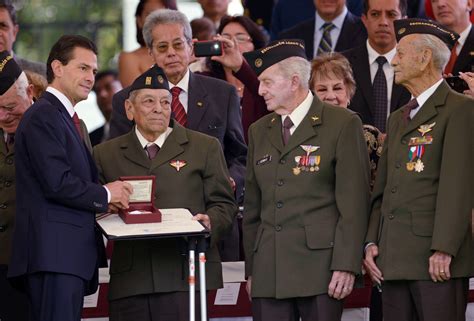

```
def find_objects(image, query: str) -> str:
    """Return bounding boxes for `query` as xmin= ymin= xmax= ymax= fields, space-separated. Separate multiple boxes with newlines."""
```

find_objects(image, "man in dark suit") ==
xmin=0 ymin=1 xmax=46 ymax=77
xmin=278 ymin=0 xmax=367 ymax=59
xmin=110 ymin=9 xmax=246 ymax=261
xmin=431 ymin=0 xmax=474 ymax=74
xmin=8 ymin=35 xmax=132 ymax=321
xmin=343 ymin=0 xmax=411 ymax=131
xmin=364 ymin=19 xmax=473 ymax=321
xmin=0 ymin=51 xmax=33 ymax=321
xmin=94 ymin=66 xmax=237 ymax=321
xmin=89 ymin=70 xmax=122 ymax=146
xmin=243 ymin=40 xmax=370 ymax=321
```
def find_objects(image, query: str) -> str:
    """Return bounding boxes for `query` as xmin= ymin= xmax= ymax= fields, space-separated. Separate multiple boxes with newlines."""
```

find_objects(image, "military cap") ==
xmin=0 ymin=51 xmax=22 ymax=95
xmin=128 ymin=65 xmax=169 ymax=97
xmin=243 ymin=39 xmax=307 ymax=76
xmin=394 ymin=18 xmax=459 ymax=50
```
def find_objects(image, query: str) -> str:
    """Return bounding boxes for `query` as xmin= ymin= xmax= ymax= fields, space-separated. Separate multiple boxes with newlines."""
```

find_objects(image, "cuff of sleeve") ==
xmin=364 ymin=242 xmax=376 ymax=254
xmin=104 ymin=186 xmax=111 ymax=203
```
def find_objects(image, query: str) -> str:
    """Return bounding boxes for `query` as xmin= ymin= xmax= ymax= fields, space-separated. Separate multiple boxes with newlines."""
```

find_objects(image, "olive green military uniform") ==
xmin=243 ymin=95 xmax=371 ymax=299
xmin=93 ymin=121 xmax=237 ymax=301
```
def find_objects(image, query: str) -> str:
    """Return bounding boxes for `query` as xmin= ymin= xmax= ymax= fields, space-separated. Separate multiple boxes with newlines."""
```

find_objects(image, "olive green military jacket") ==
xmin=366 ymin=81 xmax=474 ymax=280
xmin=93 ymin=121 xmax=237 ymax=301
xmin=0 ymin=130 xmax=15 ymax=264
xmin=243 ymin=95 xmax=371 ymax=299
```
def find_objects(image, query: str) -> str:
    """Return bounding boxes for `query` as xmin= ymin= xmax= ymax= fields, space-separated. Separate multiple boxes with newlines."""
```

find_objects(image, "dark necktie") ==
xmin=317 ymin=22 xmax=335 ymax=56
xmin=5 ymin=133 xmax=14 ymax=152
xmin=72 ymin=113 xmax=84 ymax=140
xmin=372 ymin=56 xmax=388 ymax=132
xmin=145 ymin=143 xmax=160 ymax=160
xmin=282 ymin=117 xmax=294 ymax=145
xmin=444 ymin=41 xmax=459 ymax=75
xmin=171 ymin=87 xmax=187 ymax=127
xmin=402 ymin=99 xmax=419 ymax=124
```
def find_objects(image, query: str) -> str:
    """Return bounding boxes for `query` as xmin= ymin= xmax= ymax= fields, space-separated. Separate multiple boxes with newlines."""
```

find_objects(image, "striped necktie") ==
xmin=171 ymin=87 xmax=187 ymax=127
xmin=317 ymin=22 xmax=335 ymax=56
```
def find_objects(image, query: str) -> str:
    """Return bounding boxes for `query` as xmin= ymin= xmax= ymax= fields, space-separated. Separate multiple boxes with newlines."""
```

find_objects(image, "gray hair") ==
xmin=143 ymin=9 xmax=193 ymax=48
xmin=276 ymin=57 xmax=311 ymax=90
xmin=14 ymin=72 xmax=29 ymax=99
xmin=412 ymin=34 xmax=450 ymax=72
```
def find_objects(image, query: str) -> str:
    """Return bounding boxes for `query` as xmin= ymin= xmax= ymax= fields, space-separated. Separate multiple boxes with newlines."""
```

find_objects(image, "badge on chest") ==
xmin=406 ymin=122 xmax=435 ymax=173
xmin=293 ymin=145 xmax=320 ymax=175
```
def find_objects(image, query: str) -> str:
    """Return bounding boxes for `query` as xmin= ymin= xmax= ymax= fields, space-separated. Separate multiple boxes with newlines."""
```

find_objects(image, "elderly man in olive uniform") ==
xmin=364 ymin=19 xmax=473 ymax=321
xmin=0 ymin=51 xmax=33 ymax=321
xmin=242 ymin=40 xmax=371 ymax=321
xmin=93 ymin=66 xmax=237 ymax=321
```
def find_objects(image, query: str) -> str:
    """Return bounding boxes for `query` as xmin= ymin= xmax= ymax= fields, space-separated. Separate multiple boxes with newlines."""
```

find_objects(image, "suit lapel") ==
xmin=335 ymin=12 xmax=355 ymax=52
xmin=266 ymin=116 xmax=284 ymax=153
xmin=453 ymin=27 xmax=474 ymax=74
xmin=390 ymin=83 xmax=405 ymax=113
xmin=151 ymin=122 xmax=187 ymax=170
xmin=121 ymin=131 xmax=151 ymax=169
xmin=352 ymin=46 xmax=375 ymax=116
xmin=401 ymin=82 xmax=449 ymax=137
xmin=0 ymin=129 xmax=8 ymax=156
xmin=187 ymin=72 xmax=207 ymax=130
xmin=305 ymin=19 xmax=316 ymax=59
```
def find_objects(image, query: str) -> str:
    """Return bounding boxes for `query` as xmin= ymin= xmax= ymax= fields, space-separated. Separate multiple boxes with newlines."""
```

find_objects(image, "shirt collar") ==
xmin=366 ymin=40 xmax=397 ymax=65
xmin=134 ymin=125 xmax=173 ymax=149
xmin=46 ymin=86 xmax=75 ymax=117
xmin=414 ymin=78 xmax=444 ymax=108
xmin=457 ymin=24 xmax=472 ymax=48
xmin=315 ymin=6 xmax=348 ymax=30
xmin=282 ymin=91 xmax=314 ymax=128
xmin=169 ymin=69 xmax=190 ymax=92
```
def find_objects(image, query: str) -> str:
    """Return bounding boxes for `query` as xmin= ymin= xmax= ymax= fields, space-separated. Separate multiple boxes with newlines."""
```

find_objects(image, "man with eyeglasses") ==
xmin=109 ymin=9 xmax=246 ymax=258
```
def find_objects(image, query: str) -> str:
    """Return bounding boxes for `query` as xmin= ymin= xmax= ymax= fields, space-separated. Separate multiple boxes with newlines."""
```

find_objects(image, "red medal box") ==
xmin=118 ymin=176 xmax=162 ymax=224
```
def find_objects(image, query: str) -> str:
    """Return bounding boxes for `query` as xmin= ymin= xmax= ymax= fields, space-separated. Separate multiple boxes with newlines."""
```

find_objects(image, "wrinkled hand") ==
xmin=429 ymin=251 xmax=452 ymax=282
xmin=229 ymin=176 xmax=236 ymax=192
xmin=363 ymin=244 xmax=384 ymax=285
xmin=210 ymin=35 xmax=244 ymax=72
xmin=328 ymin=271 xmax=355 ymax=300
xmin=245 ymin=276 xmax=252 ymax=301
xmin=105 ymin=180 xmax=133 ymax=209
xmin=192 ymin=213 xmax=211 ymax=229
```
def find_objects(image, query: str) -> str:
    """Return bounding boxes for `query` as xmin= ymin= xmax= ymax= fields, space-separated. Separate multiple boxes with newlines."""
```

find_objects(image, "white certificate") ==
xmin=214 ymin=283 xmax=240 ymax=305
xmin=97 ymin=208 xmax=207 ymax=239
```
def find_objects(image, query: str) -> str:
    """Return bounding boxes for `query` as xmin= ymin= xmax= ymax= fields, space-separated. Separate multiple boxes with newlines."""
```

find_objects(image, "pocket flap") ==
xmin=411 ymin=211 xmax=435 ymax=237
xmin=305 ymin=224 xmax=335 ymax=249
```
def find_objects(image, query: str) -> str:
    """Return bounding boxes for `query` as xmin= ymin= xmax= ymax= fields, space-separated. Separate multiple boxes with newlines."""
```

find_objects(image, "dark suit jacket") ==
xmin=109 ymin=71 xmax=247 ymax=201
xmin=0 ymin=130 xmax=15 ymax=265
xmin=89 ymin=125 xmax=105 ymax=147
xmin=278 ymin=11 xmax=367 ymax=59
xmin=93 ymin=121 xmax=237 ymax=300
xmin=8 ymin=92 xmax=108 ymax=294
xmin=343 ymin=44 xmax=411 ymax=126
xmin=243 ymin=95 xmax=370 ymax=299
xmin=452 ymin=25 xmax=474 ymax=75
xmin=366 ymin=81 xmax=473 ymax=280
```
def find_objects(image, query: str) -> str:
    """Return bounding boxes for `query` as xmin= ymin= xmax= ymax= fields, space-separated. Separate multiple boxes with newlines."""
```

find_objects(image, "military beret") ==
xmin=394 ymin=18 xmax=459 ymax=50
xmin=0 ymin=51 xmax=22 ymax=96
xmin=243 ymin=39 xmax=307 ymax=76
xmin=128 ymin=65 xmax=169 ymax=97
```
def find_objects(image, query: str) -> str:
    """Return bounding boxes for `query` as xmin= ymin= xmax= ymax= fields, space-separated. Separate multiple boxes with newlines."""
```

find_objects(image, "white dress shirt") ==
xmin=410 ymin=78 xmax=444 ymax=119
xmin=281 ymin=91 xmax=314 ymax=135
xmin=169 ymin=69 xmax=191 ymax=113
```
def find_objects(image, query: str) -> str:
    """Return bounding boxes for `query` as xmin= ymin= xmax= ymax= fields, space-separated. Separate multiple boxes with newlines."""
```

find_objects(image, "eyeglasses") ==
xmin=153 ymin=39 xmax=189 ymax=53
xmin=222 ymin=33 xmax=252 ymax=44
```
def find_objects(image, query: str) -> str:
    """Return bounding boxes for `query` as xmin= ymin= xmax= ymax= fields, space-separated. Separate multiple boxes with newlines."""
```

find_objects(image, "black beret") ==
xmin=243 ymin=39 xmax=307 ymax=76
xmin=128 ymin=65 xmax=169 ymax=97
xmin=394 ymin=18 xmax=459 ymax=50
xmin=0 ymin=51 xmax=22 ymax=95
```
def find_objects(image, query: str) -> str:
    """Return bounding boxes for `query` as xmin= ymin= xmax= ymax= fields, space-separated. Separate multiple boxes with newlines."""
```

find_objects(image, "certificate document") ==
xmin=97 ymin=208 xmax=208 ymax=240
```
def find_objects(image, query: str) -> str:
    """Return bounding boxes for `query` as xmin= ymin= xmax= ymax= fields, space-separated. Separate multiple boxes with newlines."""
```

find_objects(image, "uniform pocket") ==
xmin=411 ymin=211 xmax=435 ymax=237
xmin=305 ymin=224 xmax=335 ymax=249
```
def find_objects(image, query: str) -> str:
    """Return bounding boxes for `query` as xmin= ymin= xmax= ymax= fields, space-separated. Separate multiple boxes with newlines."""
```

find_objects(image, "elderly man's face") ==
xmin=126 ymin=88 xmax=172 ymax=138
xmin=0 ymin=8 xmax=18 ymax=53
xmin=149 ymin=23 xmax=193 ymax=84
xmin=258 ymin=64 xmax=294 ymax=115
xmin=391 ymin=34 xmax=424 ymax=86
xmin=431 ymin=0 xmax=472 ymax=29
xmin=0 ymin=80 xmax=32 ymax=134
